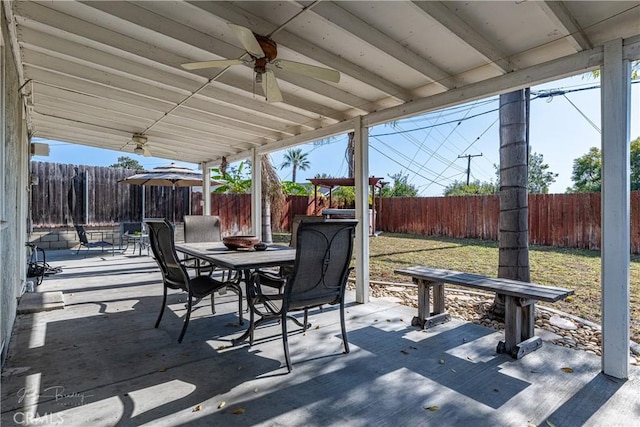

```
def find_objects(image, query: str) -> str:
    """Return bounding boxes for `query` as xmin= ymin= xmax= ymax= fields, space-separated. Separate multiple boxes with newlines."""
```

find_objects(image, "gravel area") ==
xmin=349 ymin=281 xmax=640 ymax=363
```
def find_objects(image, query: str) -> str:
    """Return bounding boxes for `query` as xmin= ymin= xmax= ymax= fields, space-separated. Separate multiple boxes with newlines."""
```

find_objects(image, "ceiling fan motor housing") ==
xmin=132 ymin=133 xmax=148 ymax=145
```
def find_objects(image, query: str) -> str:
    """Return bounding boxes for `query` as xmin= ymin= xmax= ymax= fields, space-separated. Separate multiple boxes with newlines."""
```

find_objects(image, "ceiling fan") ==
xmin=181 ymin=24 xmax=340 ymax=103
xmin=131 ymin=133 xmax=175 ymax=157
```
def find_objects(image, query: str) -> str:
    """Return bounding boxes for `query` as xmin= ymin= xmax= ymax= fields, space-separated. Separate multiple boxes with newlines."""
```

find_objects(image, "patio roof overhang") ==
xmin=5 ymin=1 xmax=639 ymax=164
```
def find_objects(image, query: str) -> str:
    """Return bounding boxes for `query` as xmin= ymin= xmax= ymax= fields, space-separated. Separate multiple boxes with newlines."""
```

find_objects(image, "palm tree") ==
xmin=491 ymin=89 xmax=530 ymax=319
xmin=261 ymin=154 xmax=285 ymax=243
xmin=280 ymin=148 xmax=310 ymax=183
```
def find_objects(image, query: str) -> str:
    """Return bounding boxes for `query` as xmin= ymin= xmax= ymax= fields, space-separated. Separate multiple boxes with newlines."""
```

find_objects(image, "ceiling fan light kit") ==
xmin=181 ymin=23 xmax=340 ymax=103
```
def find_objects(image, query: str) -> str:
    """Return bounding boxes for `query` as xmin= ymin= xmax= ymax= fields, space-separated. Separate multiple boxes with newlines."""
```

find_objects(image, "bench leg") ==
xmin=411 ymin=279 xmax=450 ymax=329
xmin=497 ymin=296 xmax=541 ymax=358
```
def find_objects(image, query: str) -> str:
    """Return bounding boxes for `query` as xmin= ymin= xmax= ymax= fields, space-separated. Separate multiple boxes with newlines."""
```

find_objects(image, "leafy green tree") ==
xmin=568 ymin=137 xmax=640 ymax=192
xmin=109 ymin=156 xmax=143 ymax=170
xmin=630 ymin=137 xmax=640 ymax=189
xmin=491 ymin=151 xmax=557 ymax=194
xmin=443 ymin=180 xmax=497 ymax=196
xmin=589 ymin=61 xmax=639 ymax=80
xmin=527 ymin=152 xmax=558 ymax=194
xmin=332 ymin=186 xmax=355 ymax=207
xmin=212 ymin=161 xmax=251 ymax=194
xmin=280 ymin=148 xmax=310 ymax=183
xmin=281 ymin=181 xmax=310 ymax=195
xmin=381 ymin=171 xmax=419 ymax=197
xmin=567 ymin=147 xmax=602 ymax=193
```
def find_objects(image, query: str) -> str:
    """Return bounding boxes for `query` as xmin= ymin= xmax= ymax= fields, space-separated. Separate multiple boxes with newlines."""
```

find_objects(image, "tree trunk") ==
xmin=292 ymin=165 xmax=297 ymax=183
xmin=260 ymin=154 xmax=284 ymax=243
xmin=491 ymin=89 xmax=530 ymax=318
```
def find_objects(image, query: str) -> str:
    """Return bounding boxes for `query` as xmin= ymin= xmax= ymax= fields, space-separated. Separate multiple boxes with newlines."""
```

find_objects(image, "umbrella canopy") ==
xmin=120 ymin=163 xmax=224 ymax=187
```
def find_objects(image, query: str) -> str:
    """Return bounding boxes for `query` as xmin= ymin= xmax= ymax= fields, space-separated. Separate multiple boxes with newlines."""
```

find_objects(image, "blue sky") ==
xmin=32 ymin=74 xmax=639 ymax=196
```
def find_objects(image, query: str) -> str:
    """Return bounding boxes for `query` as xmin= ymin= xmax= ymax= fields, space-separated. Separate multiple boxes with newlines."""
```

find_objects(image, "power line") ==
xmin=370 ymin=138 xmax=449 ymax=188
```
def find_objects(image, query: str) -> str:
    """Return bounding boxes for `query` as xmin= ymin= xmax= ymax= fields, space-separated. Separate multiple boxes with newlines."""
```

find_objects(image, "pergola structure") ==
xmin=308 ymin=177 xmax=385 ymax=235
xmin=1 ymin=1 xmax=638 ymax=378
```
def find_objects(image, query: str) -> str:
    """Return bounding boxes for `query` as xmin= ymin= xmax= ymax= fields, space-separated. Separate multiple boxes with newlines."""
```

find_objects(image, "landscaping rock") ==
xmin=549 ymin=315 xmax=578 ymax=330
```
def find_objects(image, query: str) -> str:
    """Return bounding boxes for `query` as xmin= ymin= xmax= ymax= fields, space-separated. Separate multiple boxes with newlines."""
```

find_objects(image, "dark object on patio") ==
xmin=222 ymin=235 xmax=260 ymax=250
xmin=183 ymin=215 xmax=238 ymax=293
xmin=145 ymin=218 xmax=243 ymax=343
xmin=254 ymin=242 xmax=268 ymax=251
xmin=26 ymin=242 xmax=62 ymax=286
xmin=74 ymin=225 xmax=113 ymax=254
xmin=120 ymin=222 xmax=144 ymax=252
xmin=251 ymin=220 xmax=357 ymax=372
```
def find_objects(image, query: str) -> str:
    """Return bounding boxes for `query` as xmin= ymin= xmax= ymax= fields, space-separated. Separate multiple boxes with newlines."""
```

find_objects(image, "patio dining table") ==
xmin=174 ymin=241 xmax=295 ymax=344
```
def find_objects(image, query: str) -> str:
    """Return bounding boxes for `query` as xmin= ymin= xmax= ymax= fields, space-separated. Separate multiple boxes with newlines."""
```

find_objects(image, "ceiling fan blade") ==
xmin=143 ymin=146 xmax=152 ymax=157
xmin=228 ymin=23 xmax=264 ymax=58
xmin=181 ymin=59 xmax=243 ymax=70
xmin=273 ymin=59 xmax=340 ymax=83
xmin=262 ymin=70 xmax=283 ymax=103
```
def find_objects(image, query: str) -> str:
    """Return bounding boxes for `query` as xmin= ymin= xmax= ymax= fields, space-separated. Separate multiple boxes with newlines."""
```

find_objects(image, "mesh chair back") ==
xmin=289 ymin=215 xmax=325 ymax=248
xmin=145 ymin=218 xmax=189 ymax=291
xmin=121 ymin=222 xmax=143 ymax=235
xmin=74 ymin=225 xmax=89 ymax=244
xmin=286 ymin=221 xmax=357 ymax=310
xmin=184 ymin=215 xmax=222 ymax=243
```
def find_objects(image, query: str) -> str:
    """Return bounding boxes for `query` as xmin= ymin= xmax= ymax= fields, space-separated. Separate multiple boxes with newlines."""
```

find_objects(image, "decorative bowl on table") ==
xmin=254 ymin=242 xmax=268 ymax=251
xmin=222 ymin=235 xmax=260 ymax=250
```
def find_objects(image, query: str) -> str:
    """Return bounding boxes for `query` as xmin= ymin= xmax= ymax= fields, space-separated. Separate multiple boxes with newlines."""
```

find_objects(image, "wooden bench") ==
xmin=395 ymin=266 xmax=574 ymax=359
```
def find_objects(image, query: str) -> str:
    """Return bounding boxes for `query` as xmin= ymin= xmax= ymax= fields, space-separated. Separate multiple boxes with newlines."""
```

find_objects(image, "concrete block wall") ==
xmin=30 ymin=223 xmax=186 ymax=250
xmin=30 ymin=226 xmax=121 ymax=250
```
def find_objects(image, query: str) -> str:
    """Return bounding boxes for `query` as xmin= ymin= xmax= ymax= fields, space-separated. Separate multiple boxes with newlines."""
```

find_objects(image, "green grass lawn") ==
xmin=274 ymin=231 xmax=640 ymax=343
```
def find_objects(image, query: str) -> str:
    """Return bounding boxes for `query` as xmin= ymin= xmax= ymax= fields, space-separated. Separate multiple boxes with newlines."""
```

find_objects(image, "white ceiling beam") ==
xmin=34 ymin=115 xmax=236 ymax=160
xmin=34 ymin=111 xmax=240 ymax=155
xmin=26 ymin=62 xmax=309 ymax=137
xmin=185 ymin=1 xmax=414 ymax=102
xmin=411 ymin=1 xmax=513 ymax=73
xmin=304 ymin=1 xmax=457 ymax=90
xmin=33 ymin=80 xmax=290 ymax=142
xmin=271 ymin=71 xmax=373 ymax=114
xmin=538 ymin=1 xmax=592 ymax=51
xmin=224 ymin=119 xmax=355 ymax=165
xmin=364 ymin=41 xmax=609 ymax=127
xmin=35 ymin=96 xmax=261 ymax=151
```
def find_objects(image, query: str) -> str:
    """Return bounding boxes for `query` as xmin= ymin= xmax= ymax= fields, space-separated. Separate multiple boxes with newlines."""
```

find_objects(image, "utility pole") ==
xmin=458 ymin=153 xmax=483 ymax=185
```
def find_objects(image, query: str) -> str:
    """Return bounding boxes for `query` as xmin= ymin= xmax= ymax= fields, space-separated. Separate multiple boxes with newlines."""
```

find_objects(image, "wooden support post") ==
xmin=433 ymin=282 xmax=446 ymax=314
xmin=497 ymin=295 xmax=541 ymax=358
xmin=411 ymin=279 xmax=450 ymax=329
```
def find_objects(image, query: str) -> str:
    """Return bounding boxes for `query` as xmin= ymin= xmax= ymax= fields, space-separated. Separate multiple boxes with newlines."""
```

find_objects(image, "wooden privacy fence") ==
xmin=30 ymin=162 xmax=191 ymax=226
xmin=378 ymin=192 xmax=640 ymax=253
xmin=30 ymin=161 xmax=317 ymax=232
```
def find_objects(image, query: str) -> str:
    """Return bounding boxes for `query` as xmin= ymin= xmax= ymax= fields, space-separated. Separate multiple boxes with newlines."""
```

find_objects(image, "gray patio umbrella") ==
xmin=120 ymin=163 xmax=223 ymax=187
xmin=119 ymin=163 xmax=224 ymax=221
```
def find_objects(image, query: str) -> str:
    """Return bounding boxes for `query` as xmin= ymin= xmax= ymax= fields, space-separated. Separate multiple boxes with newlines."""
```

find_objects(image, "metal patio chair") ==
xmin=145 ymin=218 xmax=243 ymax=343
xmin=250 ymin=220 xmax=357 ymax=372
xmin=74 ymin=224 xmax=113 ymax=254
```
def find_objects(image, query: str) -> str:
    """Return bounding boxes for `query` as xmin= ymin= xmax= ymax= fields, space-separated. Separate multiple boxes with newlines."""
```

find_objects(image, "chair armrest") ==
xmin=253 ymin=270 xmax=286 ymax=289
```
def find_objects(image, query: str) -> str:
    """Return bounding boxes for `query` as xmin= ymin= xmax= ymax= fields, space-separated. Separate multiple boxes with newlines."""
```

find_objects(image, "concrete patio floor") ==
xmin=1 ymin=249 xmax=639 ymax=426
